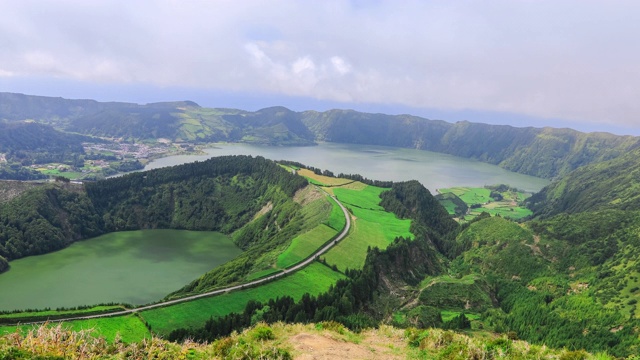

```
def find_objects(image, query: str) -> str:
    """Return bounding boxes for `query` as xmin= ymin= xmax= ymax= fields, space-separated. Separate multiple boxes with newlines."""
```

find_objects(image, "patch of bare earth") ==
xmin=294 ymin=185 xmax=325 ymax=205
xmin=290 ymin=329 xmax=405 ymax=360
xmin=0 ymin=180 xmax=44 ymax=203
xmin=253 ymin=201 xmax=273 ymax=220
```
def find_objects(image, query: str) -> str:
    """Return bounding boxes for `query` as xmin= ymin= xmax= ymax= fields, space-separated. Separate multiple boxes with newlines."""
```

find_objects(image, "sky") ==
xmin=1 ymin=0 xmax=639 ymax=135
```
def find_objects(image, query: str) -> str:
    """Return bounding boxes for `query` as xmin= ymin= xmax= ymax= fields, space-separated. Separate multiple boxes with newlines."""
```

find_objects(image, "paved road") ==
xmin=14 ymin=191 xmax=351 ymax=325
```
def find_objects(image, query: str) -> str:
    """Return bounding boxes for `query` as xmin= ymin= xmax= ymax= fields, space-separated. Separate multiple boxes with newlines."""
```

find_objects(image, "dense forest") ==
xmin=3 ymin=92 xmax=640 ymax=179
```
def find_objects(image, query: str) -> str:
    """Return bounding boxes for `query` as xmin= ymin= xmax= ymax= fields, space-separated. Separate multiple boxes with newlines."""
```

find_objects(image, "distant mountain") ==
xmin=301 ymin=110 xmax=640 ymax=179
xmin=2 ymin=92 xmax=640 ymax=179
xmin=0 ymin=121 xmax=91 ymax=154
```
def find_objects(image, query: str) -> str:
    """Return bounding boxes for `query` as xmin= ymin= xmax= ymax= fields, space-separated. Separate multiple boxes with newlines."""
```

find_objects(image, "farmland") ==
xmin=141 ymin=262 xmax=345 ymax=336
xmin=438 ymin=185 xmax=533 ymax=221
xmin=322 ymin=184 xmax=413 ymax=271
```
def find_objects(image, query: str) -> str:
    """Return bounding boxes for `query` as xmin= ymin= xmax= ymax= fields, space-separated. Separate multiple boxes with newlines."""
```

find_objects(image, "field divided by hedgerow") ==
xmin=322 ymin=185 xmax=413 ymax=271
xmin=141 ymin=262 xmax=345 ymax=336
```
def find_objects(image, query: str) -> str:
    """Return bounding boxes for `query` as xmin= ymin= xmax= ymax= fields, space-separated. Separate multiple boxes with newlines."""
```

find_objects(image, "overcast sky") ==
xmin=1 ymin=0 xmax=639 ymax=135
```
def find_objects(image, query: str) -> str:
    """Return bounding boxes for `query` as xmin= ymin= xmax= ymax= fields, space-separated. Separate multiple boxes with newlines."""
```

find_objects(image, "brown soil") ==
xmin=290 ymin=330 xmax=405 ymax=360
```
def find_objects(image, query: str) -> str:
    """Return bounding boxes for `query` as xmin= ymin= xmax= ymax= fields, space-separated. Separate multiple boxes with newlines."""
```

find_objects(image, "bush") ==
xmin=251 ymin=324 xmax=275 ymax=341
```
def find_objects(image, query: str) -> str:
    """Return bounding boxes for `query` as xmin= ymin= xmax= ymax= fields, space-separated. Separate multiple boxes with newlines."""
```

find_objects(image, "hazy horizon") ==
xmin=2 ymin=1 xmax=639 ymax=136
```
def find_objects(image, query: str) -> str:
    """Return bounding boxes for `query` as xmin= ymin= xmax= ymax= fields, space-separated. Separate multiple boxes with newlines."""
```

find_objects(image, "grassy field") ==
xmin=277 ymin=224 xmax=338 ymax=268
xmin=439 ymin=186 xmax=533 ymax=221
xmin=276 ymin=185 xmax=348 ymax=268
xmin=326 ymin=196 xmax=347 ymax=231
xmin=439 ymin=187 xmax=492 ymax=205
xmin=438 ymin=198 xmax=458 ymax=215
xmin=333 ymin=186 xmax=386 ymax=210
xmin=39 ymin=168 xmax=84 ymax=179
xmin=0 ymin=305 xmax=124 ymax=320
xmin=479 ymin=201 xmax=532 ymax=219
xmin=141 ymin=262 xmax=345 ymax=336
xmin=296 ymin=169 xmax=354 ymax=187
xmin=322 ymin=185 xmax=413 ymax=271
xmin=0 ymin=315 xmax=150 ymax=343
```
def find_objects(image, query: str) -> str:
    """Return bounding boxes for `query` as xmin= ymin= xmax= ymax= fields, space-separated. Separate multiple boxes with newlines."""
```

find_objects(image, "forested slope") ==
xmin=527 ymin=146 xmax=640 ymax=217
xmin=466 ymin=142 xmax=640 ymax=356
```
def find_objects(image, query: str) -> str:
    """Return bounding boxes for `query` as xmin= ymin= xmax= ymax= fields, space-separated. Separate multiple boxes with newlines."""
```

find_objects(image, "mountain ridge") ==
xmin=2 ymin=92 xmax=639 ymax=179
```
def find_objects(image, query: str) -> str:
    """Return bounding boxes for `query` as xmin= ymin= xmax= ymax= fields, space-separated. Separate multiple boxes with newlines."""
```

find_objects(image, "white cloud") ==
xmin=292 ymin=56 xmax=316 ymax=75
xmin=330 ymin=56 xmax=351 ymax=75
xmin=0 ymin=0 xmax=639 ymax=128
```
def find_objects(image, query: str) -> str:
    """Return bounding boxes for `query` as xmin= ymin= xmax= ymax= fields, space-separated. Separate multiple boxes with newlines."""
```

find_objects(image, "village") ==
xmin=31 ymin=139 xmax=197 ymax=181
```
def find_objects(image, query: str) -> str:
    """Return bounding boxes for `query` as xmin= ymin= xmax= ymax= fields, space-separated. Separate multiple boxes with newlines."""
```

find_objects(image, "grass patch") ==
xmin=322 ymin=185 xmax=412 ymax=271
xmin=277 ymin=224 xmax=338 ymax=268
xmin=438 ymin=198 xmax=458 ymax=215
xmin=440 ymin=310 xmax=481 ymax=323
xmin=440 ymin=187 xmax=491 ymax=205
xmin=0 ymin=315 xmax=150 ymax=343
xmin=0 ymin=306 xmax=124 ymax=320
xmin=474 ymin=203 xmax=532 ymax=220
xmin=141 ymin=262 xmax=345 ymax=336
xmin=325 ymin=196 xmax=347 ymax=231
xmin=440 ymin=186 xmax=533 ymax=221
xmin=333 ymin=186 xmax=385 ymax=210
xmin=245 ymin=268 xmax=281 ymax=281
xmin=297 ymin=169 xmax=354 ymax=186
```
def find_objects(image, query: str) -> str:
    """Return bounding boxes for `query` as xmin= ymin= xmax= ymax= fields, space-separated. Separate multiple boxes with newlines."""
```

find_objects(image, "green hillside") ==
xmin=527 ymin=146 xmax=640 ymax=217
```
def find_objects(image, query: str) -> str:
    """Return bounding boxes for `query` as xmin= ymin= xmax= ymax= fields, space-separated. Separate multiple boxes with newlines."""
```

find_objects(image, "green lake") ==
xmin=0 ymin=230 xmax=241 ymax=311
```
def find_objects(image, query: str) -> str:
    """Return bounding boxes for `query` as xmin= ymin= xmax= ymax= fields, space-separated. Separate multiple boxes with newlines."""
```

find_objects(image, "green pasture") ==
xmin=322 ymin=185 xmax=413 ymax=271
xmin=0 ymin=305 xmax=124 ymax=320
xmin=333 ymin=186 xmax=386 ymax=210
xmin=440 ymin=186 xmax=532 ymax=221
xmin=325 ymin=196 xmax=347 ymax=231
xmin=439 ymin=187 xmax=491 ymax=205
xmin=0 ymin=315 xmax=150 ymax=343
xmin=141 ymin=262 xmax=345 ymax=336
xmin=473 ymin=203 xmax=532 ymax=220
xmin=277 ymin=224 xmax=338 ymax=268
xmin=39 ymin=169 xmax=84 ymax=179
xmin=438 ymin=198 xmax=458 ymax=215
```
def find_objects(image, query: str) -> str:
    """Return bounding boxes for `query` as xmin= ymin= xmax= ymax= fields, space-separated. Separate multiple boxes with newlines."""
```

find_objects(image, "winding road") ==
xmin=12 ymin=190 xmax=351 ymax=325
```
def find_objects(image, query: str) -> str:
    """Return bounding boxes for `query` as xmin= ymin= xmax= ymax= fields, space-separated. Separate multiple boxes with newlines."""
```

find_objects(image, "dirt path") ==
xmin=291 ymin=331 xmax=405 ymax=360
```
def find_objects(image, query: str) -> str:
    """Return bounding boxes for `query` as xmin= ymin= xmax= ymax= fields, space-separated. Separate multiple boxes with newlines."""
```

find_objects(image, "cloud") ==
xmin=0 ymin=0 xmax=639 ymax=129
xmin=330 ymin=57 xmax=351 ymax=76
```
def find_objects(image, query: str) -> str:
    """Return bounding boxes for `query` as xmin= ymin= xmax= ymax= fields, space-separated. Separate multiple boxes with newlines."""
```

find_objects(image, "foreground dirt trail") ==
xmin=291 ymin=329 xmax=406 ymax=360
